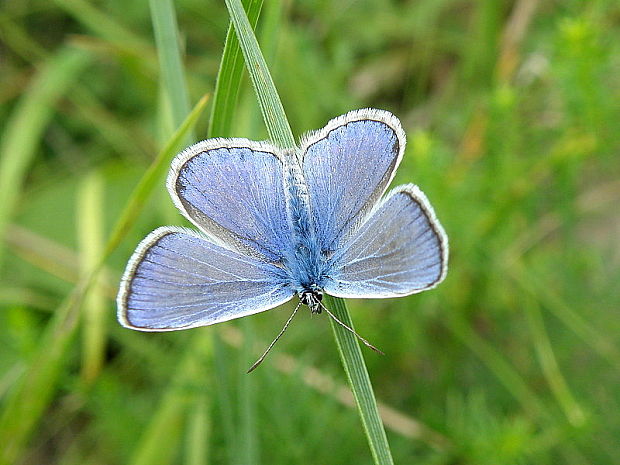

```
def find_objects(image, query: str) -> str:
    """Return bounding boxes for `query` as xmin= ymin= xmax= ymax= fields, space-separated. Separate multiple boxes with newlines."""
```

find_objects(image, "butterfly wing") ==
xmin=117 ymin=227 xmax=295 ymax=331
xmin=168 ymin=139 xmax=292 ymax=263
xmin=300 ymin=109 xmax=405 ymax=255
xmin=323 ymin=185 xmax=448 ymax=298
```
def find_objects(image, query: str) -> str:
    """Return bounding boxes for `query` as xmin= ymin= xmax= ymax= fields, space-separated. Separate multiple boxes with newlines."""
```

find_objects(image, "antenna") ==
xmin=247 ymin=301 xmax=302 ymax=373
xmin=319 ymin=301 xmax=384 ymax=355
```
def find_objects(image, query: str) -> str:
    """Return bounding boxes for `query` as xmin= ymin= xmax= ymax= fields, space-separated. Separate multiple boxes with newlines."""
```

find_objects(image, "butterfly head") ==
xmin=299 ymin=288 xmax=323 ymax=314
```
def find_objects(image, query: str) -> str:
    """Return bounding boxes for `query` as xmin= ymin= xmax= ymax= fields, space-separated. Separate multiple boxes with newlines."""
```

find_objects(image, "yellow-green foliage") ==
xmin=1 ymin=0 xmax=619 ymax=464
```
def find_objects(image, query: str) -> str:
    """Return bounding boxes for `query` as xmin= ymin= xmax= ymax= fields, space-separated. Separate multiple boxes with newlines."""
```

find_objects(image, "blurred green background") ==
xmin=1 ymin=0 xmax=620 ymax=464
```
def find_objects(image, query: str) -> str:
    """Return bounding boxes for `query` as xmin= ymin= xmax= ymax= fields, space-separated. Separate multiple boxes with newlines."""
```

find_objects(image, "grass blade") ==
xmin=325 ymin=296 xmax=395 ymax=465
xmin=77 ymin=170 xmax=107 ymax=384
xmin=212 ymin=334 xmax=238 ymax=465
xmin=0 ymin=46 xmax=91 ymax=267
xmin=523 ymin=296 xmax=586 ymax=426
xmin=102 ymin=94 xmax=209 ymax=260
xmin=128 ymin=333 xmax=212 ymax=465
xmin=224 ymin=1 xmax=394 ymax=463
xmin=185 ymin=395 xmax=210 ymax=465
xmin=239 ymin=318 xmax=259 ymax=465
xmin=149 ymin=0 xmax=193 ymax=142
xmin=208 ymin=0 xmax=263 ymax=138
xmin=224 ymin=0 xmax=293 ymax=148
xmin=0 ymin=271 xmax=88 ymax=465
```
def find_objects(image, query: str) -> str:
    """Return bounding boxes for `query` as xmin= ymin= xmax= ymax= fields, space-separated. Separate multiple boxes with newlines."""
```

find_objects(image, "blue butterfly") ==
xmin=117 ymin=109 xmax=448 ymax=368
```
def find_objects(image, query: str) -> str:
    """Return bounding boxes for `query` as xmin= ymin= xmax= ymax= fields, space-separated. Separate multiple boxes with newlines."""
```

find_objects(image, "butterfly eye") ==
xmin=299 ymin=290 xmax=321 ymax=307
xmin=299 ymin=292 xmax=312 ymax=306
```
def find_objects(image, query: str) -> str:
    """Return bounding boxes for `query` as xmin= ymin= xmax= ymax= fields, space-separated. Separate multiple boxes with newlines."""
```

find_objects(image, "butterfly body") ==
xmin=117 ymin=109 xmax=448 ymax=332
xmin=280 ymin=154 xmax=328 ymax=299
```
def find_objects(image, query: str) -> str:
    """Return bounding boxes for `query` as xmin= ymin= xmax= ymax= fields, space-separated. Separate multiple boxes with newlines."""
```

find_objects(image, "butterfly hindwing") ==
xmin=323 ymin=185 xmax=448 ymax=298
xmin=117 ymin=227 xmax=295 ymax=331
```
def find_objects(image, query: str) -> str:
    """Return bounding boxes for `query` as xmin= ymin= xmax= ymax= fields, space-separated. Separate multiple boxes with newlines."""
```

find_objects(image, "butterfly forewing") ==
xmin=300 ymin=109 xmax=406 ymax=256
xmin=323 ymin=185 xmax=448 ymax=298
xmin=168 ymin=139 xmax=292 ymax=263
xmin=117 ymin=227 xmax=294 ymax=331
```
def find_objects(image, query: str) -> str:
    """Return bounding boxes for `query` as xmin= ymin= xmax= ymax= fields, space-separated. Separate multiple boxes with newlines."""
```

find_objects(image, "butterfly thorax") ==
xmin=283 ymin=156 xmax=327 ymax=296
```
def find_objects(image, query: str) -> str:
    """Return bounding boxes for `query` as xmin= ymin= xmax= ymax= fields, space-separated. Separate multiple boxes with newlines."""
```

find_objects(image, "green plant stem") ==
xmin=224 ymin=0 xmax=394 ymax=463
xmin=325 ymin=296 xmax=395 ymax=465
xmin=77 ymin=169 xmax=106 ymax=384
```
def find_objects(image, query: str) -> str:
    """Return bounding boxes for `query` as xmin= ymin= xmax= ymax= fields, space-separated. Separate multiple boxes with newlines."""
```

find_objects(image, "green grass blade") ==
xmin=224 ymin=1 xmax=394 ymax=463
xmin=208 ymin=0 xmax=263 ymax=138
xmin=77 ymin=170 xmax=107 ymax=384
xmin=223 ymin=0 xmax=293 ymax=148
xmin=102 ymin=94 xmax=209 ymax=261
xmin=54 ymin=0 xmax=151 ymax=55
xmin=239 ymin=318 xmax=259 ymax=465
xmin=222 ymin=2 xmax=289 ymax=464
xmin=325 ymin=296 xmax=395 ymax=465
xmin=445 ymin=311 xmax=546 ymax=419
xmin=149 ymin=0 xmax=193 ymax=142
xmin=0 ymin=271 xmax=88 ymax=465
xmin=129 ymin=333 xmax=212 ymax=465
xmin=212 ymin=333 xmax=238 ymax=465
xmin=523 ymin=296 xmax=586 ymax=427
xmin=185 ymin=395 xmax=210 ymax=465
xmin=129 ymin=400 xmax=185 ymax=465
xmin=125 ymin=6 xmax=213 ymax=464
xmin=0 ymin=46 xmax=91 ymax=268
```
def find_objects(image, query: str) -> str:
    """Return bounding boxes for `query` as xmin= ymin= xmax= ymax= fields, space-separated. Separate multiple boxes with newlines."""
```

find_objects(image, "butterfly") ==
xmin=117 ymin=109 xmax=448 ymax=369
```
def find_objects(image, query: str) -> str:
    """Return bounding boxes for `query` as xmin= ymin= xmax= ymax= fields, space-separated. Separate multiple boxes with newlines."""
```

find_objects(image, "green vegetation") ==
xmin=1 ymin=1 xmax=619 ymax=464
